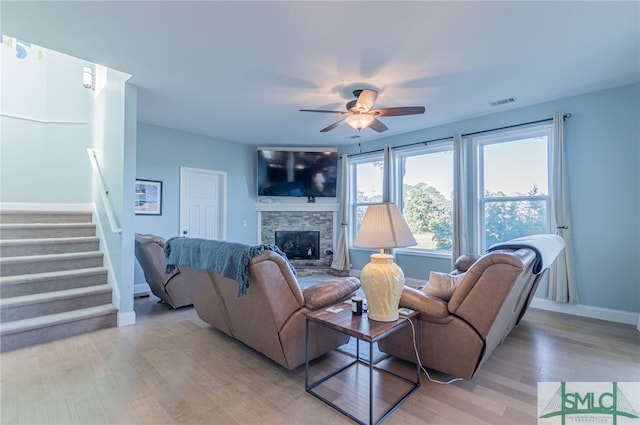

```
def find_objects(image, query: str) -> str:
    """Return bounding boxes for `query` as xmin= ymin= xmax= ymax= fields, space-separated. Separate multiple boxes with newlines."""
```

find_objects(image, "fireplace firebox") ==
xmin=275 ymin=231 xmax=320 ymax=260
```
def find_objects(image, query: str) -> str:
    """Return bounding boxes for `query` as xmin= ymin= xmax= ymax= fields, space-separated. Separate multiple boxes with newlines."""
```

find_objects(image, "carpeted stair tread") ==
xmin=0 ymin=223 xmax=97 ymax=239
xmin=0 ymin=236 xmax=100 ymax=256
xmin=0 ymin=266 xmax=108 ymax=286
xmin=0 ymin=251 xmax=102 ymax=267
xmin=0 ymin=251 xmax=101 ymax=262
xmin=0 ymin=236 xmax=99 ymax=245
xmin=0 ymin=304 xmax=118 ymax=336
xmin=0 ymin=284 xmax=111 ymax=309
xmin=0 ymin=210 xmax=92 ymax=224
xmin=0 ymin=252 xmax=103 ymax=278
xmin=0 ymin=223 xmax=96 ymax=230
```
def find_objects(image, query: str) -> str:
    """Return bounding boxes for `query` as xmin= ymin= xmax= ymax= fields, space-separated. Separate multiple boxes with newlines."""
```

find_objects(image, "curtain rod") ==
xmin=342 ymin=113 xmax=571 ymax=159
xmin=461 ymin=113 xmax=571 ymax=138
xmin=341 ymin=135 xmax=451 ymax=159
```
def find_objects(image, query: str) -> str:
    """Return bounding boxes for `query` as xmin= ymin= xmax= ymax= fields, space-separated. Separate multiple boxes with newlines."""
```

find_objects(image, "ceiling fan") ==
xmin=300 ymin=89 xmax=426 ymax=133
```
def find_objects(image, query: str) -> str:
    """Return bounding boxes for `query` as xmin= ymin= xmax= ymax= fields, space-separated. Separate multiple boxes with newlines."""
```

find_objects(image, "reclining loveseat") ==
xmin=164 ymin=237 xmax=361 ymax=370
xmin=378 ymin=234 xmax=565 ymax=380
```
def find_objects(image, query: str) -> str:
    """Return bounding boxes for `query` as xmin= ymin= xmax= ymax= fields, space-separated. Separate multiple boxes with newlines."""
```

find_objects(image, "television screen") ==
xmin=257 ymin=149 xmax=338 ymax=197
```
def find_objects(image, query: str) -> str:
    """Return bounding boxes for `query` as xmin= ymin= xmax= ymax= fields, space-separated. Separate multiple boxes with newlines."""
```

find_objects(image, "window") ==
xmin=346 ymin=122 xmax=554 ymax=256
xmin=474 ymin=125 xmax=552 ymax=250
xmin=395 ymin=141 xmax=454 ymax=253
xmin=349 ymin=153 xmax=384 ymax=243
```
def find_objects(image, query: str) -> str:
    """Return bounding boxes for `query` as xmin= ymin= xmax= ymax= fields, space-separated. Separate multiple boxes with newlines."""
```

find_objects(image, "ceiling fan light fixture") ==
xmin=345 ymin=114 xmax=374 ymax=131
xmin=301 ymin=88 xmax=425 ymax=133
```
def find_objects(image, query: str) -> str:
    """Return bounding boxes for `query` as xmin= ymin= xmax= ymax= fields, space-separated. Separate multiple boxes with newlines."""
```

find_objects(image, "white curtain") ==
xmin=548 ymin=113 xmax=578 ymax=304
xmin=452 ymin=133 xmax=469 ymax=267
xmin=331 ymin=155 xmax=351 ymax=271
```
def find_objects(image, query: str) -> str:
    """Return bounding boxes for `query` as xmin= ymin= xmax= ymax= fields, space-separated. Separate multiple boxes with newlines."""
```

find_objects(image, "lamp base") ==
xmin=360 ymin=253 xmax=405 ymax=322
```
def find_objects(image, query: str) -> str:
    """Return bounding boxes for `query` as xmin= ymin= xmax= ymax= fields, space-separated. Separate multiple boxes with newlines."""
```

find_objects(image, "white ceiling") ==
xmin=3 ymin=1 xmax=639 ymax=147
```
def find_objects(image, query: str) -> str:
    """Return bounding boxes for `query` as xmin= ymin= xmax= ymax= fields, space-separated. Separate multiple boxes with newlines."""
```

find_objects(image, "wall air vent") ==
xmin=490 ymin=97 xmax=518 ymax=107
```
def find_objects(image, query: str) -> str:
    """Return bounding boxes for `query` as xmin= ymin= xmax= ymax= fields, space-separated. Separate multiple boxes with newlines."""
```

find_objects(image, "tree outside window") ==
xmin=397 ymin=143 xmax=453 ymax=252
xmin=475 ymin=127 xmax=551 ymax=250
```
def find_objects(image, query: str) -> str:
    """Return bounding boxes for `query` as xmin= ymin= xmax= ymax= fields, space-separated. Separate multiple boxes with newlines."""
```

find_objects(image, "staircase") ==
xmin=0 ymin=210 xmax=118 ymax=352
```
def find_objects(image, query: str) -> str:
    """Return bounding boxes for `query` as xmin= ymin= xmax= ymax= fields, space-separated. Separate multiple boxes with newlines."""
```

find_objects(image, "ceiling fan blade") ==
xmin=300 ymin=109 xmax=347 ymax=114
xmin=368 ymin=118 xmax=388 ymax=133
xmin=371 ymin=106 xmax=426 ymax=117
xmin=320 ymin=119 xmax=345 ymax=132
xmin=355 ymin=89 xmax=378 ymax=113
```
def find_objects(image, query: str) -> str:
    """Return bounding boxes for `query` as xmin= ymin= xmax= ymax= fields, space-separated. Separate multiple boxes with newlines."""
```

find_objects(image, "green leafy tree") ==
xmin=403 ymin=183 xmax=453 ymax=250
xmin=356 ymin=190 xmax=382 ymax=227
xmin=483 ymin=189 xmax=547 ymax=247
xmin=400 ymin=183 xmax=546 ymax=251
xmin=429 ymin=210 xmax=453 ymax=250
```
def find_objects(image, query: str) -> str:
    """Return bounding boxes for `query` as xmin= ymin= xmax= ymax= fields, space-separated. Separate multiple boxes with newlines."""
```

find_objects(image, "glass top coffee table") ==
xmin=305 ymin=302 xmax=420 ymax=425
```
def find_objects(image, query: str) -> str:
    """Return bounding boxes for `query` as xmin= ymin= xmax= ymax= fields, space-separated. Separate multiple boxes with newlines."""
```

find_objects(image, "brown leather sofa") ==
xmin=378 ymin=247 xmax=548 ymax=380
xmin=134 ymin=233 xmax=193 ymax=308
xmin=178 ymin=248 xmax=361 ymax=370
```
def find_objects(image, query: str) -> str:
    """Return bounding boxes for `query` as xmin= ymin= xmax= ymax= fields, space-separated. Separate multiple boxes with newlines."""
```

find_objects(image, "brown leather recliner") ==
xmin=178 ymin=248 xmax=361 ymax=370
xmin=378 ymin=248 xmax=545 ymax=380
xmin=134 ymin=233 xmax=193 ymax=308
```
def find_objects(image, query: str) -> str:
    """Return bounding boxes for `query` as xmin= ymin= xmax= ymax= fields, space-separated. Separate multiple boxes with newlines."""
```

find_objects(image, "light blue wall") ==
xmin=134 ymin=124 xmax=257 ymax=284
xmin=340 ymin=84 xmax=640 ymax=314
xmin=1 ymin=38 xmax=93 ymax=203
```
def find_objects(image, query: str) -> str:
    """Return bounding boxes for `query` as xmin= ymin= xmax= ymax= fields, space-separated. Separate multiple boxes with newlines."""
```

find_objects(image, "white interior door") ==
xmin=180 ymin=167 xmax=227 ymax=239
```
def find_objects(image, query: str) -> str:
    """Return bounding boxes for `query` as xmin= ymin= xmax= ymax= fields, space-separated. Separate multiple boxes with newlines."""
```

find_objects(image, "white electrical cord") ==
xmin=400 ymin=316 xmax=464 ymax=385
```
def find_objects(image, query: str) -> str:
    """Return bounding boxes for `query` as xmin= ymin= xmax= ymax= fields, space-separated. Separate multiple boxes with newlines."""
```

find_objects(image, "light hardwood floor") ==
xmin=1 ymin=296 xmax=638 ymax=425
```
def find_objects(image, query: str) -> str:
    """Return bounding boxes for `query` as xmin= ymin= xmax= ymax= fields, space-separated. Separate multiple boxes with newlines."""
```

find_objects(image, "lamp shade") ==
xmin=354 ymin=203 xmax=417 ymax=249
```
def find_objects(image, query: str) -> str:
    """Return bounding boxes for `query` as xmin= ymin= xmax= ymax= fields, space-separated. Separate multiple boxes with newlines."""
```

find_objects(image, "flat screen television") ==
xmin=257 ymin=148 xmax=338 ymax=198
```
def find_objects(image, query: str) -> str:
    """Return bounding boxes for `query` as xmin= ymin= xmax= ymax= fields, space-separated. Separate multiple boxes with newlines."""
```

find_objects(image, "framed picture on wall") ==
xmin=135 ymin=179 xmax=162 ymax=215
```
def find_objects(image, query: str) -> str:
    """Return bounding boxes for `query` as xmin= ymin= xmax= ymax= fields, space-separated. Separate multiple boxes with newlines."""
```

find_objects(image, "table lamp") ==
xmin=354 ymin=203 xmax=417 ymax=321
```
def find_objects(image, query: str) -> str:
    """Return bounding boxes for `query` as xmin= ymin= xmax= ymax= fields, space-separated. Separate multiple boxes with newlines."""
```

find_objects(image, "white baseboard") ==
xmin=118 ymin=311 xmax=136 ymax=327
xmin=529 ymin=298 xmax=639 ymax=326
xmin=134 ymin=283 xmax=150 ymax=296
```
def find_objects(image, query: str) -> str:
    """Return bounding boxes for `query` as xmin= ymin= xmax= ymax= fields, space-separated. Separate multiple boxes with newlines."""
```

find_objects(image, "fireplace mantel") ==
xmin=255 ymin=201 xmax=339 ymax=212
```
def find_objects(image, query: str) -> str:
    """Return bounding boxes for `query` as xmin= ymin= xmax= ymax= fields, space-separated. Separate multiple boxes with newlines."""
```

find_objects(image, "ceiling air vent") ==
xmin=490 ymin=97 xmax=518 ymax=107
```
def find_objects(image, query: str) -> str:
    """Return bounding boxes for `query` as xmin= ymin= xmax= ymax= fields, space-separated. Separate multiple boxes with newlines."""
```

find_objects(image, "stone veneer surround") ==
xmin=256 ymin=201 xmax=339 ymax=268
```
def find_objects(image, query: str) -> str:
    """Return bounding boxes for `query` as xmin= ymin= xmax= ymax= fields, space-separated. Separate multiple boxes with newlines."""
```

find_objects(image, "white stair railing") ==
xmin=86 ymin=148 xmax=122 ymax=234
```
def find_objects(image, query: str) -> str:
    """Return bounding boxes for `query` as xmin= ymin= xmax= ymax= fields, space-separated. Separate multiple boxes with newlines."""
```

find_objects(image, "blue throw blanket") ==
xmin=164 ymin=237 xmax=296 ymax=297
xmin=487 ymin=234 xmax=565 ymax=274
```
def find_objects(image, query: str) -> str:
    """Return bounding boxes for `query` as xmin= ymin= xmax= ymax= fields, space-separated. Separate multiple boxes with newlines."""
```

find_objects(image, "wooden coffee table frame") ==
xmin=305 ymin=304 xmax=420 ymax=425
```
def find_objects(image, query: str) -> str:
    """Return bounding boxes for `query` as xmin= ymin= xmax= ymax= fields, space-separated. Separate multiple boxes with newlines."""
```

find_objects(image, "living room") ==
xmin=1 ymin=2 xmax=639 ymax=424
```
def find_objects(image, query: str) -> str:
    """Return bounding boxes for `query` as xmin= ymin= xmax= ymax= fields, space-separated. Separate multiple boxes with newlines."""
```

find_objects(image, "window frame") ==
xmin=472 ymin=124 xmax=553 ymax=252
xmin=393 ymin=140 xmax=454 ymax=258
xmin=348 ymin=151 xmax=385 ymax=248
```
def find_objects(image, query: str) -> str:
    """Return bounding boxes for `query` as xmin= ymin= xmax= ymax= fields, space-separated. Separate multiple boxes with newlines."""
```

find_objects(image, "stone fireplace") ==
xmin=256 ymin=201 xmax=340 ymax=272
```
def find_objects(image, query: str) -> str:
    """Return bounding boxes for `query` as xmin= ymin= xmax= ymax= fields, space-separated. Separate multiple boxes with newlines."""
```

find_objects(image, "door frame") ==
xmin=179 ymin=166 xmax=227 ymax=240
